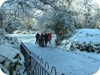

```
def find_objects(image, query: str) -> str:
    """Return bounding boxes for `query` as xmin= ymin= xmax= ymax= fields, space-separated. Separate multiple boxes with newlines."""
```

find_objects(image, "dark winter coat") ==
xmin=44 ymin=33 xmax=48 ymax=41
xmin=36 ymin=33 xmax=40 ymax=39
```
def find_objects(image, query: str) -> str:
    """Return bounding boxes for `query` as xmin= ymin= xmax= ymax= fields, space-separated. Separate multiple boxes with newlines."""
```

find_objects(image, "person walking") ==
xmin=48 ymin=33 xmax=52 ymax=44
xmin=35 ymin=32 xmax=40 ymax=44
xmin=44 ymin=33 xmax=48 ymax=46
xmin=39 ymin=33 xmax=45 ymax=47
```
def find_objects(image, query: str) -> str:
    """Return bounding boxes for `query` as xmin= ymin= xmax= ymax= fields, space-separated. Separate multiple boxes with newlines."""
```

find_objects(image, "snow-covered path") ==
xmin=8 ymin=34 xmax=100 ymax=75
xmin=23 ymin=42 xmax=100 ymax=75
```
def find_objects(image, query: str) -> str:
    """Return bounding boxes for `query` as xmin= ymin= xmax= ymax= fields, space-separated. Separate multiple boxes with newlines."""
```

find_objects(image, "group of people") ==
xmin=35 ymin=32 xmax=52 ymax=47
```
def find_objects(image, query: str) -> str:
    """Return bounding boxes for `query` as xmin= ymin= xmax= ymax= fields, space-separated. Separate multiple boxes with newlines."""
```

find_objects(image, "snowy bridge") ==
xmin=12 ymin=34 xmax=100 ymax=75
xmin=20 ymin=41 xmax=57 ymax=75
xmin=20 ymin=41 xmax=100 ymax=75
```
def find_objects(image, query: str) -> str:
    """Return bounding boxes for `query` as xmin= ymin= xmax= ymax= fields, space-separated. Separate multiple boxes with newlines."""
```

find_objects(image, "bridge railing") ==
xmin=20 ymin=41 xmax=57 ymax=75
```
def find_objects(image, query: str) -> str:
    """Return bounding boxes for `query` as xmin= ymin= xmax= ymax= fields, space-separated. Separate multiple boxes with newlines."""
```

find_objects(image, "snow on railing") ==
xmin=20 ymin=41 xmax=57 ymax=75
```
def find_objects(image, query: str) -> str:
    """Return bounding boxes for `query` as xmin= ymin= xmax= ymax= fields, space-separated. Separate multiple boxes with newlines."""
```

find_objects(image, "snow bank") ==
xmin=0 ymin=29 xmax=25 ymax=75
xmin=0 ymin=44 xmax=24 ymax=63
xmin=0 ymin=28 xmax=19 ymax=49
xmin=5 ymin=36 xmax=19 ymax=49
xmin=0 ymin=44 xmax=25 ymax=75
xmin=61 ymin=29 xmax=100 ymax=53
xmin=0 ymin=64 xmax=9 ymax=75
xmin=13 ymin=30 xmax=29 ymax=34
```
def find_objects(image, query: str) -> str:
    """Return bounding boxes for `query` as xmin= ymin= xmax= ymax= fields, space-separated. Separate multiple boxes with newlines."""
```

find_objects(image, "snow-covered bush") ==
xmin=0 ymin=28 xmax=5 ymax=36
xmin=5 ymin=36 xmax=19 ymax=49
xmin=61 ymin=29 xmax=100 ymax=53
xmin=0 ymin=44 xmax=25 ymax=75
xmin=13 ymin=30 xmax=22 ymax=34
xmin=0 ymin=29 xmax=25 ymax=75
xmin=0 ymin=28 xmax=6 ymax=44
xmin=13 ymin=30 xmax=26 ymax=34
xmin=0 ymin=64 xmax=9 ymax=75
xmin=0 ymin=29 xmax=19 ymax=49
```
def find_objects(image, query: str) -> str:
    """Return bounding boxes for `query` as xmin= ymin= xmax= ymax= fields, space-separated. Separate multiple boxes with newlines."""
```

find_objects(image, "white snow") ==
xmin=0 ymin=29 xmax=100 ymax=75
xmin=93 ymin=68 xmax=100 ymax=75
xmin=23 ymin=43 xmax=100 ymax=75
xmin=0 ymin=44 xmax=24 ymax=63
xmin=0 ymin=29 xmax=25 ymax=75
xmin=0 ymin=68 xmax=7 ymax=75
xmin=0 ymin=0 xmax=7 ymax=7
xmin=10 ymin=29 xmax=100 ymax=75
xmin=0 ymin=64 xmax=9 ymax=75
xmin=60 ymin=29 xmax=100 ymax=53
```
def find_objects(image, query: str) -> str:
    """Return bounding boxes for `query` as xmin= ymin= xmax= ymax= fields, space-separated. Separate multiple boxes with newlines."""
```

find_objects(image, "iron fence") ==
xmin=20 ymin=41 xmax=57 ymax=75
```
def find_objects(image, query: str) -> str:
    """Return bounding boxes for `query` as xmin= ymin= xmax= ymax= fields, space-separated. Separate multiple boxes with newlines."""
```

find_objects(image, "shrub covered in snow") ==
xmin=5 ymin=36 xmax=19 ymax=49
xmin=0 ymin=29 xmax=25 ymax=75
xmin=13 ymin=30 xmax=29 ymax=34
xmin=0 ymin=45 xmax=25 ymax=75
xmin=61 ymin=29 xmax=100 ymax=53
xmin=0 ymin=29 xmax=19 ymax=49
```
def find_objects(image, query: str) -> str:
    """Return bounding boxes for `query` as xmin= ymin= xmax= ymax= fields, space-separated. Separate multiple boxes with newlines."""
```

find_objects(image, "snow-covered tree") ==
xmin=0 ymin=0 xmax=100 ymax=33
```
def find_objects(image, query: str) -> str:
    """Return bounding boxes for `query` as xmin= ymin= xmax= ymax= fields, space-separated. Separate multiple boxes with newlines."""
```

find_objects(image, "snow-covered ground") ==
xmin=0 ymin=29 xmax=25 ymax=75
xmin=9 ymin=29 xmax=100 ymax=75
xmin=24 ymin=42 xmax=100 ymax=75
xmin=0 ymin=29 xmax=100 ymax=75
xmin=61 ymin=29 xmax=100 ymax=53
